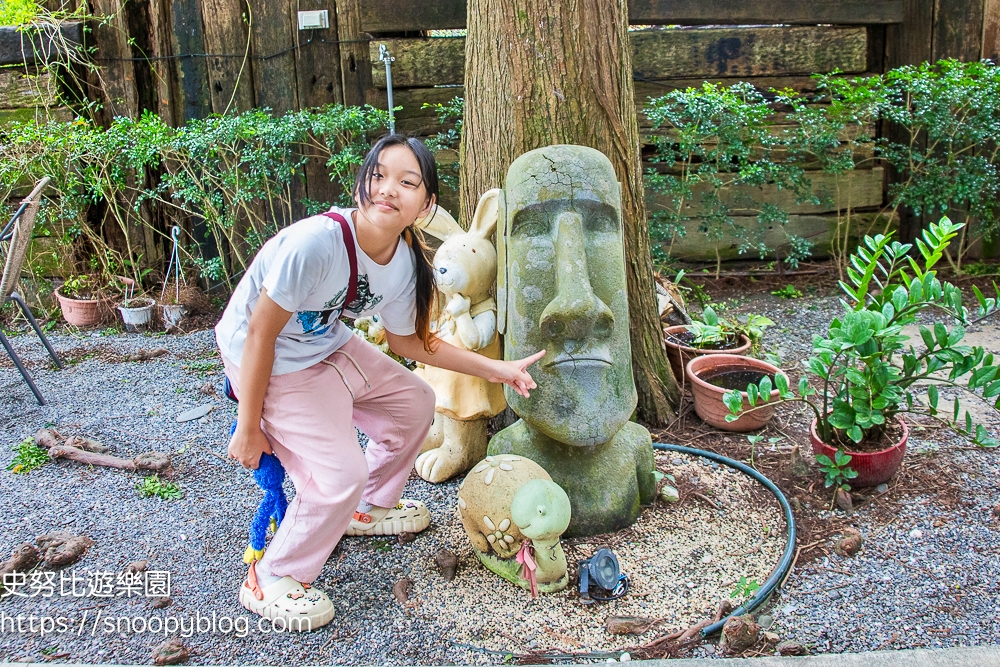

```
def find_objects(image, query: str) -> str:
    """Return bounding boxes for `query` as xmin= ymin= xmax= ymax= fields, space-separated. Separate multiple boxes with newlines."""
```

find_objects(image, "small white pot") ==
xmin=117 ymin=298 xmax=155 ymax=332
xmin=162 ymin=303 xmax=186 ymax=328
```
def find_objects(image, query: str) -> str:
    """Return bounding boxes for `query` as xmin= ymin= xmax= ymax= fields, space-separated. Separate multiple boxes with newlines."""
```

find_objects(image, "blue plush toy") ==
xmin=223 ymin=377 xmax=289 ymax=564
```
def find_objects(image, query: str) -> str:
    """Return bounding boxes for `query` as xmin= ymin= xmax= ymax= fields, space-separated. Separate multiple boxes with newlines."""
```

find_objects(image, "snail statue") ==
xmin=457 ymin=455 xmax=571 ymax=595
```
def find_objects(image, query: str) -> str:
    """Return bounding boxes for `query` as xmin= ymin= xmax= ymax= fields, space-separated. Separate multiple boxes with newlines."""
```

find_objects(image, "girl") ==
xmin=216 ymin=134 xmax=543 ymax=630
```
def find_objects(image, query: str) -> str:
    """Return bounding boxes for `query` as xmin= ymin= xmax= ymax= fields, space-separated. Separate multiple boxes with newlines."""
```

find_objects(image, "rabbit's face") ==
xmin=434 ymin=236 xmax=497 ymax=301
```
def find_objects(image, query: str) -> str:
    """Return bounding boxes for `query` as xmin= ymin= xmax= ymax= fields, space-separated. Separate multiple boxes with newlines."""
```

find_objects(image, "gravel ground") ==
xmin=0 ymin=284 xmax=998 ymax=664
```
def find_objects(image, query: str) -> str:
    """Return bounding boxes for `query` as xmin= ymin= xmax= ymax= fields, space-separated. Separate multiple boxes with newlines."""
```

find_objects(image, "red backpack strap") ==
xmin=321 ymin=212 xmax=358 ymax=312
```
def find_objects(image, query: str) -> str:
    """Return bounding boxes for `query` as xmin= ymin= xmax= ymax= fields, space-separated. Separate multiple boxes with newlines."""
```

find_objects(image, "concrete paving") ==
xmin=642 ymin=645 xmax=1000 ymax=667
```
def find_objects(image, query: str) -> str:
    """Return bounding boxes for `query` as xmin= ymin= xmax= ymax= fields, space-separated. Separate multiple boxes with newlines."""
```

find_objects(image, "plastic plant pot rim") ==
xmin=652 ymin=442 xmax=797 ymax=637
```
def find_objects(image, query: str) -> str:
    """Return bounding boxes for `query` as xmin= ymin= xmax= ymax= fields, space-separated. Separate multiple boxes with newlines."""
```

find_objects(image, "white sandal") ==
xmin=345 ymin=499 xmax=430 ymax=536
xmin=238 ymin=561 xmax=335 ymax=632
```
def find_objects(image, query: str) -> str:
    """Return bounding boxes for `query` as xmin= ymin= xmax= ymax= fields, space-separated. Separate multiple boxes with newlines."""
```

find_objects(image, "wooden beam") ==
xmin=168 ymin=0 xmax=213 ymax=122
xmin=662 ymin=211 xmax=897 ymax=263
xmin=985 ymin=0 xmax=1000 ymax=61
xmin=88 ymin=0 xmax=139 ymax=122
xmin=646 ymin=167 xmax=885 ymax=217
xmin=0 ymin=23 xmax=82 ymax=66
xmin=147 ymin=0 xmax=180 ymax=126
xmin=360 ymin=0 xmax=466 ymax=32
xmin=200 ymin=0 xmax=256 ymax=114
xmin=357 ymin=0 xmax=903 ymax=32
xmin=933 ymin=0 xmax=985 ymax=62
xmin=335 ymin=0 xmax=372 ymax=107
xmin=247 ymin=0 xmax=298 ymax=113
xmin=371 ymin=27 xmax=868 ymax=88
xmin=296 ymin=0 xmax=345 ymax=207
xmin=0 ymin=70 xmax=57 ymax=109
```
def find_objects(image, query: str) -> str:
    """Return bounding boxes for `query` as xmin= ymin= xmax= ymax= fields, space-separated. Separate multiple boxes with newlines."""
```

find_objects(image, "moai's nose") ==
xmin=539 ymin=211 xmax=614 ymax=341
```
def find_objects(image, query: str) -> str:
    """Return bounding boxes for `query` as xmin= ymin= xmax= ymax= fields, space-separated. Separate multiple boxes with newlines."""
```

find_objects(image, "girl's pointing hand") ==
xmin=488 ymin=350 xmax=546 ymax=398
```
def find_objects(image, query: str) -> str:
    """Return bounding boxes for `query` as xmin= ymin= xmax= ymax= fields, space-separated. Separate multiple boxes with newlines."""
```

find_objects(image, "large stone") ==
xmin=489 ymin=145 xmax=656 ymax=537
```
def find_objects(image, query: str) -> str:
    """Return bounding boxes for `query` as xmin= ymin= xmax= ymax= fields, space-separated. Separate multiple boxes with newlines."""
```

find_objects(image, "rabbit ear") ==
xmin=415 ymin=205 xmax=463 ymax=242
xmin=468 ymin=189 xmax=501 ymax=239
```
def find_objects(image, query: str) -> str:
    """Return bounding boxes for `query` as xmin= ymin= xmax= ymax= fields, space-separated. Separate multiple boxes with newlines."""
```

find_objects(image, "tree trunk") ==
xmin=460 ymin=0 xmax=679 ymax=425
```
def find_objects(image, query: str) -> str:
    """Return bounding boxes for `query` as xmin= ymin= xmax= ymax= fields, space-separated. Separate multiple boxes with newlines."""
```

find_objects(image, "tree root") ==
xmin=35 ymin=428 xmax=171 ymax=473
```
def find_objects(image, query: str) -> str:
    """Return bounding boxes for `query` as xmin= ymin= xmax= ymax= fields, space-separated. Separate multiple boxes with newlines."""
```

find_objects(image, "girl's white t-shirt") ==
xmin=215 ymin=207 xmax=417 ymax=375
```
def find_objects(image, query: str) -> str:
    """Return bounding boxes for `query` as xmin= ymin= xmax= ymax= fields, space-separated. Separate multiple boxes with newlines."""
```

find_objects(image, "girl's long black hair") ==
xmin=354 ymin=134 xmax=439 ymax=353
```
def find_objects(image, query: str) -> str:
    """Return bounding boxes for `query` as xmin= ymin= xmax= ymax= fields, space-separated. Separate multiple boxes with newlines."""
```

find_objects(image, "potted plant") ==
xmin=116 ymin=277 xmax=155 ymax=332
xmin=54 ymin=275 xmax=110 ymax=327
xmin=687 ymin=353 xmax=787 ymax=431
xmin=664 ymin=306 xmax=773 ymax=381
xmin=724 ymin=218 xmax=1000 ymax=486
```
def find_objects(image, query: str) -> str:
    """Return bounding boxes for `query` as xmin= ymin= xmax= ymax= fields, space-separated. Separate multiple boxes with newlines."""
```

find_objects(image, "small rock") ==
xmin=932 ymin=518 xmax=946 ymax=527
xmin=619 ymin=652 xmax=631 ymax=662
xmin=827 ymin=589 xmax=842 ymax=600
xmin=199 ymin=382 xmax=216 ymax=396
xmin=126 ymin=559 xmax=149 ymax=574
xmin=789 ymin=497 xmax=802 ymax=512
xmin=876 ymin=483 xmax=889 ymax=494
xmin=992 ymin=503 xmax=1000 ymax=518
xmin=721 ymin=615 xmax=760 ymax=654
xmin=834 ymin=487 xmax=853 ymax=513
xmin=776 ymin=640 xmax=807 ymax=656
xmin=834 ymin=528 xmax=863 ymax=557
xmin=397 ymin=531 xmax=416 ymax=545
xmin=605 ymin=616 xmax=654 ymax=635
xmin=757 ymin=614 xmax=773 ymax=629
xmin=789 ymin=445 xmax=811 ymax=476
xmin=392 ymin=577 xmax=413 ymax=604
xmin=176 ymin=405 xmax=214 ymax=422
xmin=198 ymin=416 xmax=209 ymax=424
xmin=763 ymin=631 xmax=780 ymax=643
xmin=699 ymin=554 xmax=713 ymax=564
xmin=435 ymin=548 xmax=458 ymax=581
xmin=702 ymin=644 xmax=715 ymax=655
xmin=151 ymin=596 xmax=172 ymax=609
xmin=152 ymin=638 xmax=189 ymax=665
xmin=671 ymin=458 xmax=683 ymax=466
xmin=909 ymin=528 xmax=923 ymax=539
xmin=780 ymin=603 xmax=798 ymax=615
xmin=659 ymin=485 xmax=680 ymax=503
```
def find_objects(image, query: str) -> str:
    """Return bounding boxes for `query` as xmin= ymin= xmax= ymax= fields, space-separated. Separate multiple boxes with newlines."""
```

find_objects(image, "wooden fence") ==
xmin=9 ymin=0 xmax=1000 ymax=264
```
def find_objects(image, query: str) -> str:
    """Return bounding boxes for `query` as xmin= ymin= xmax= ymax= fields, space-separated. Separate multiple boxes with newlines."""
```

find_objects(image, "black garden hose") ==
xmin=652 ymin=443 xmax=797 ymax=637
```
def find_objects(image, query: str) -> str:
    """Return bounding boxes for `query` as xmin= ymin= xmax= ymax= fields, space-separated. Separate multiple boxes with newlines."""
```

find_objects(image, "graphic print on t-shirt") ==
xmin=345 ymin=274 xmax=383 ymax=313
xmin=296 ymin=285 xmax=348 ymax=336
xmin=294 ymin=273 xmax=384 ymax=336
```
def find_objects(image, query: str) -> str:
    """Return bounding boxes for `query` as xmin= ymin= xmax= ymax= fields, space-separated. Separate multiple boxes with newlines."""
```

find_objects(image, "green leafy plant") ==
xmin=730 ymin=576 xmax=760 ymax=599
xmin=136 ymin=474 xmax=182 ymax=500
xmin=684 ymin=306 xmax=774 ymax=356
xmin=816 ymin=449 xmax=858 ymax=503
xmin=771 ymin=284 xmax=803 ymax=299
xmin=0 ymin=0 xmax=40 ymax=24
xmin=725 ymin=217 xmax=1000 ymax=451
xmin=7 ymin=437 xmax=50 ymax=474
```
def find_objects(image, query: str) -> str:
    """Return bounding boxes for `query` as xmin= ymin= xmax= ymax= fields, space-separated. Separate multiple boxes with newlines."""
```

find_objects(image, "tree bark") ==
xmin=460 ymin=0 xmax=679 ymax=425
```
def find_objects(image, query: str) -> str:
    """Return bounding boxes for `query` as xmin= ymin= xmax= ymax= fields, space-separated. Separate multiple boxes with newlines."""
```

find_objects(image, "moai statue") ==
xmin=487 ymin=145 xmax=657 ymax=537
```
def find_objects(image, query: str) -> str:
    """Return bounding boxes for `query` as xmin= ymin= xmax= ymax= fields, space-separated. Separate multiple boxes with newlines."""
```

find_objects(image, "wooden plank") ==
xmin=169 ymin=0 xmax=213 ymax=122
xmin=295 ymin=0 xmax=345 ymax=207
xmin=933 ymin=0 xmax=985 ymax=61
xmin=0 ymin=23 xmax=82 ymax=66
xmin=247 ymin=0 xmax=297 ymax=113
xmin=628 ymin=0 xmax=905 ymax=25
xmin=984 ymin=0 xmax=1000 ymax=61
xmin=200 ymin=0 xmax=256 ymax=114
xmin=646 ymin=167 xmax=885 ymax=216
xmin=360 ymin=0 xmax=466 ymax=32
xmin=357 ymin=0 xmax=903 ymax=31
xmin=335 ymin=0 xmax=372 ymax=107
xmin=0 ymin=106 xmax=73 ymax=125
xmin=662 ymin=211 xmax=897 ymax=263
xmin=372 ymin=27 xmax=868 ymax=88
xmin=147 ymin=0 xmax=180 ymax=126
xmin=87 ymin=0 xmax=140 ymax=122
xmin=0 ymin=70 xmax=57 ymax=109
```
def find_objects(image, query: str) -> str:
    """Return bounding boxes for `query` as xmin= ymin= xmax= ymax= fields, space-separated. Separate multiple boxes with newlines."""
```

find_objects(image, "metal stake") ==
xmin=379 ymin=44 xmax=396 ymax=134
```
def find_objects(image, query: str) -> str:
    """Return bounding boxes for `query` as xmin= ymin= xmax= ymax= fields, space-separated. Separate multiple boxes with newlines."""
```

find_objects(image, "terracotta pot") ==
xmin=686 ymin=354 xmax=785 ymax=432
xmin=810 ymin=417 xmax=908 ymax=487
xmin=664 ymin=325 xmax=751 ymax=384
xmin=55 ymin=288 xmax=106 ymax=327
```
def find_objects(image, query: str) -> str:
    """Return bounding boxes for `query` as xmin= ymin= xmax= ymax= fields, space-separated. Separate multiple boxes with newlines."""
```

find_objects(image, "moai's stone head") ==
xmin=497 ymin=145 xmax=637 ymax=447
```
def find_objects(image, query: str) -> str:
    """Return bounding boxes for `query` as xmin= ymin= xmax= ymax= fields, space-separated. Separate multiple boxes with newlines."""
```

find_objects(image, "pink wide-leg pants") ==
xmin=222 ymin=334 xmax=435 ymax=583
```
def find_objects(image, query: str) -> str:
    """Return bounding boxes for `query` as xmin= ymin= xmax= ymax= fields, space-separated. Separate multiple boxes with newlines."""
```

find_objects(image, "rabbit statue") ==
xmin=413 ymin=195 xmax=506 ymax=483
